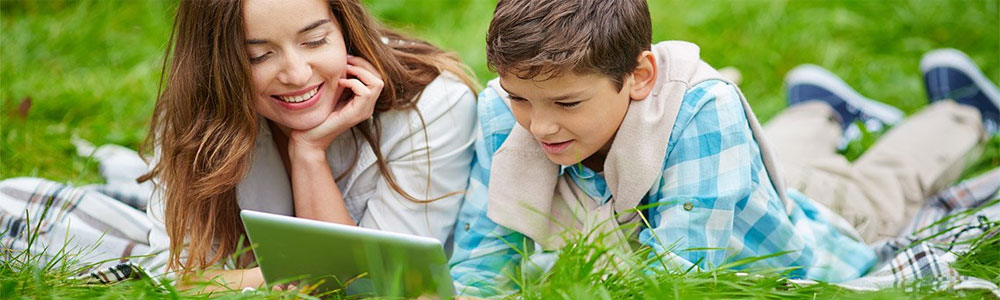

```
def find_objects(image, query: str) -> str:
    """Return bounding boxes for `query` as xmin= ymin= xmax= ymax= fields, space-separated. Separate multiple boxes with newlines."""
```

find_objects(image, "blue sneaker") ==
xmin=784 ymin=64 xmax=905 ymax=147
xmin=920 ymin=48 xmax=1000 ymax=135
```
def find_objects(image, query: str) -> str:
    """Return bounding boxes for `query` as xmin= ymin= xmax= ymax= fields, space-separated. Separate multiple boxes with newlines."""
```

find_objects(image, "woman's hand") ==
xmin=288 ymin=55 xmax=384 ymax=155
xmin=176 ymin=267 xmax=267 ymax=293
xmin=282 ymin=57 xmax=371 ymax=226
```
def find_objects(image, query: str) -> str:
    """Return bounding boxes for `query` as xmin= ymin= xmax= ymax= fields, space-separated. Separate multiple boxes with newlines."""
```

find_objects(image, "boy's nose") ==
xmin=529 ymin=116 xmax=560 ymax=137
xmin=277 ymin=51 xmax=312 ymax=86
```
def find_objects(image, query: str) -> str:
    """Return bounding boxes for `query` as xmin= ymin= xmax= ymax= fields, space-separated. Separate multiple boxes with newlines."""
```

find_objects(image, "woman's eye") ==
xmin=304 ymin=37 xmax=328 ymax=47
xmin=556 ymin=101 xmax=581 ymax=108
xmin=249 ymin=52 xmax=271 ymax=64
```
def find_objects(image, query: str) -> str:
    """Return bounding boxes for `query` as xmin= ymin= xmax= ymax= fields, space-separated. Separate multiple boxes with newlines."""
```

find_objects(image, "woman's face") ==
xmin=243 ymin=0 xmax=350 ymax=131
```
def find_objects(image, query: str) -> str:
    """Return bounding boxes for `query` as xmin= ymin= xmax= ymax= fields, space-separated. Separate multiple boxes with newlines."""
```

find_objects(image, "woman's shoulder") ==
xmin=416 ymin=71 xmax=477 ymax=115
xmin=375 ymin=71 xmax=478 ymax=147
xmin=380 ymin=71 xmax=476 ymax=123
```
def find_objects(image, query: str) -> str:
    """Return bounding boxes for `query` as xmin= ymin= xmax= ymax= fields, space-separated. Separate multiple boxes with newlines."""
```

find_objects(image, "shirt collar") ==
xmin=559 ymin=163 xmax=611 ymax=204
xmin=559 ymin=163 xmax=598 ymax=179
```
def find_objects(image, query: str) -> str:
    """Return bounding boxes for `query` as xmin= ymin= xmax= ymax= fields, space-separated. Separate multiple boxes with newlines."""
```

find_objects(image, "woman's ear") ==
xmin=628 ymin=51 xmax=657 ymax=101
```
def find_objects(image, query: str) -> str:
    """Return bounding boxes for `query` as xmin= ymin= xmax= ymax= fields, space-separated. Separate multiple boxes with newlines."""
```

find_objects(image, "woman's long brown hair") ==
xmin=140 ymin=0 xmax=477 ymax=273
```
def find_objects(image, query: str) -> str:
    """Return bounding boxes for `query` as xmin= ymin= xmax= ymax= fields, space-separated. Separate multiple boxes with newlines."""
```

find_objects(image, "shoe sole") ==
xmin=919 ymin=48 xmax=1000 ymax=110
xmin=785 ymin=64 xmax=905 ymax=125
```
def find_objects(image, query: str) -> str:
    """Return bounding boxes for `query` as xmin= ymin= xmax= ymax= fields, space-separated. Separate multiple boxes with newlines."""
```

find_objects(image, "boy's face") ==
xmin=500 ymin=72 xmax=635 ymax=167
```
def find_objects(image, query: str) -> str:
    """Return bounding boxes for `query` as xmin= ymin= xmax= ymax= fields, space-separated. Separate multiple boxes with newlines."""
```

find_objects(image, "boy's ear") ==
xmin=628 ymin=50 xmax=657 ymax=101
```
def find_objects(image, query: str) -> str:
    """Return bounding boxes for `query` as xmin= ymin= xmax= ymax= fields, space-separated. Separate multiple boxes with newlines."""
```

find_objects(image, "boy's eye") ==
xmin=249 ymin=52 xmax=271 ymax=64
xmin=556 ymin=101 xmax=581 ymax=108
xmin=509 ymin=96 xmax=527 ymax=102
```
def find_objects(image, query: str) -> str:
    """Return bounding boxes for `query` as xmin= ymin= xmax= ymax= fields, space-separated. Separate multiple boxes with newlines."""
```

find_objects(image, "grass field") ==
xmin=1 ymin=0 xmax=998 ymax=299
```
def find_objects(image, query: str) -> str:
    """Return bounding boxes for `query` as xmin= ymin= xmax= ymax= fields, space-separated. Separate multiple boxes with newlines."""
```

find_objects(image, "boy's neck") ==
xmin=579 ymin=138 xmax=615 ymax=172
xmin=580 ymin=153 xmax=605 ymax=173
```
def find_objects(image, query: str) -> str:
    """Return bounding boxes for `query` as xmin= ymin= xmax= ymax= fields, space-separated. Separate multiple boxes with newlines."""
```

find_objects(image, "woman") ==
xmin=139 ymin=0 xmax=478 ymax=290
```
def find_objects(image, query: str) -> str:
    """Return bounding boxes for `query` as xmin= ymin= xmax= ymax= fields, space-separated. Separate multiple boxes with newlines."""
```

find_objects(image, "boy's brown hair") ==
xmin=486 ymin=0 xmax=651 ymax=90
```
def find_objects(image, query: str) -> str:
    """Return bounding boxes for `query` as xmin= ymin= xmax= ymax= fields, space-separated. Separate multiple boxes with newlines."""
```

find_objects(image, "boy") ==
xmin=449 ymin=0 xmax=995 ymax=297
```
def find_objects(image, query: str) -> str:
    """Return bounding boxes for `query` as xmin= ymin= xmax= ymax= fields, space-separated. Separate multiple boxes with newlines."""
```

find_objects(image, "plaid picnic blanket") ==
xmin=0 ymin=140 xmax=158 ymax=282
xmin=829 ymin=168 xmax=1000 ymax=296
xmin=1 ymin=142 xmax=998 ymax=295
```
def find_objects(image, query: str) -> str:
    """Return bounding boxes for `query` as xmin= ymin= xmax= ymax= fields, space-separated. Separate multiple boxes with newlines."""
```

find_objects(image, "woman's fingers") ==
xmin=335 ymin=78 xmax=377 ymax=123
xmin=344 ymin=64 xmax=383 ymax=90
xmin=270 ymin=283 xmax=298 ymax=291
xmin=284 ymin=55 xmax=383 ymax=151
xmin=339 ymin=77 xmax=370 ymax=99
xmin=290 ymin=78 xmax=368 ymax=144
xmin=337 ymin=79 xmax=377 ymax=111
xmin=346 ymin=56 xmax=384 ymax=88
xmin=346 ymin=55 xmax=378 ymax=74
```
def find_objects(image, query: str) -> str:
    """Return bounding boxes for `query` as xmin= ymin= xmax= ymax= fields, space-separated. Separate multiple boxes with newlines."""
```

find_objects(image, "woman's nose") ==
xmin=277 ymin=51 xmax=312 ymax=86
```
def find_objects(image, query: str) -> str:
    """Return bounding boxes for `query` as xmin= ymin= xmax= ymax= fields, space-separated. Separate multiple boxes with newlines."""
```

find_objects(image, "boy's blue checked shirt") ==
xmin=449 ymin=80 xmax=877 ymax=297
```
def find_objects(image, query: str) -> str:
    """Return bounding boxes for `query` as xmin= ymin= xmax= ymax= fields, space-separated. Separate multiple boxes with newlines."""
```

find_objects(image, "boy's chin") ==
xmin=544 ymin=153 xmax=584 ymax=167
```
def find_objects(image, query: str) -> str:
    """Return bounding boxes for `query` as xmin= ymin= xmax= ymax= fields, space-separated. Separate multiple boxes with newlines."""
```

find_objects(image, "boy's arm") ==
xmin=636 ymin=80 xmax=753 ymax=269
xmin=449 ymin=158 xmax=527 ymax=297
xmin=636 ymin=80 xmax=876 ymax=279
xmin=448 ymin=87 xmax=529 ymax=297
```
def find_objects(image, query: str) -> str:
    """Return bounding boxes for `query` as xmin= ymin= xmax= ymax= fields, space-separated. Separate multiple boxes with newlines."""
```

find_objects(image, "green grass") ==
xmin=1 ymin=0 xmax=999 ymax=299
xmin=2 ymin=0 xmax=998 ymax=183
xmin=4 ymin=203 xmax=997 ymax=299
xmin=0 ymin=0 xmax=1000 ymax=184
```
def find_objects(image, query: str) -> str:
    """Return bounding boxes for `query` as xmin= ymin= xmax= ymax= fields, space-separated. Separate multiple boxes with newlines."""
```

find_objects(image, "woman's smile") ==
xmin=270 ymin=82 xmax=324 ymax=110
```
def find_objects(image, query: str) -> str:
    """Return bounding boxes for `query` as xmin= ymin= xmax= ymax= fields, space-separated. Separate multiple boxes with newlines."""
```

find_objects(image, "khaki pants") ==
xmin=764 ymin=100 xmax=986 ymax=243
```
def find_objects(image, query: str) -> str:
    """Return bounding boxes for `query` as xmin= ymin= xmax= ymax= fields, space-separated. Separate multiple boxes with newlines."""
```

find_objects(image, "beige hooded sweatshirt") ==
xmin=484 ymin=41 xmax=799 ymax=252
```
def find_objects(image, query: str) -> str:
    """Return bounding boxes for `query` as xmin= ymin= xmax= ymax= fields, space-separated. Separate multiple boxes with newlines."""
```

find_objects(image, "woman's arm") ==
xmin=174 ymin=267 xmax=266 ymax=292
xmin=285 ymin=55 xmax=384 ymax=225
xmin=287 ymin=146 xmax=354 ymax=224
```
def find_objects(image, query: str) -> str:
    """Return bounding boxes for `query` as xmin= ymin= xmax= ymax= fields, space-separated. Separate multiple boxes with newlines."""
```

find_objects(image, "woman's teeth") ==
xmin=277 ymin=86 xmax=319 ymax=103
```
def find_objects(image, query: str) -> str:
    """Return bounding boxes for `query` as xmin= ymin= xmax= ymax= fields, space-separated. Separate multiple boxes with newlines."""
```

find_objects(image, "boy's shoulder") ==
xmin=645 ymin=42 xmax=749 ymax=127
xmin=680 ymin=79 xmax=741 ymax=111
xmin=667 ymin=79 xmax=750 ymax=151
xmin=649 ymin=40 xmax=731 ymax=89
xmin=476 ymin=82 xmax=518 ymax=154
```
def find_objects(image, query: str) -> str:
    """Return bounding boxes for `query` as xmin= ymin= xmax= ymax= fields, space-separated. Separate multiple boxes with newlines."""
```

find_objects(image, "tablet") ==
xmin=240 ymin=210 xmax=455 ymax=298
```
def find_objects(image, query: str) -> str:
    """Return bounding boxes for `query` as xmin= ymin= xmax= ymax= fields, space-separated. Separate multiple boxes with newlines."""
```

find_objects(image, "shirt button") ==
xmin=683 ymin=202 xmax=693 ymax=211
xmin=464 ymin=223 xmax=470 ymax=231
